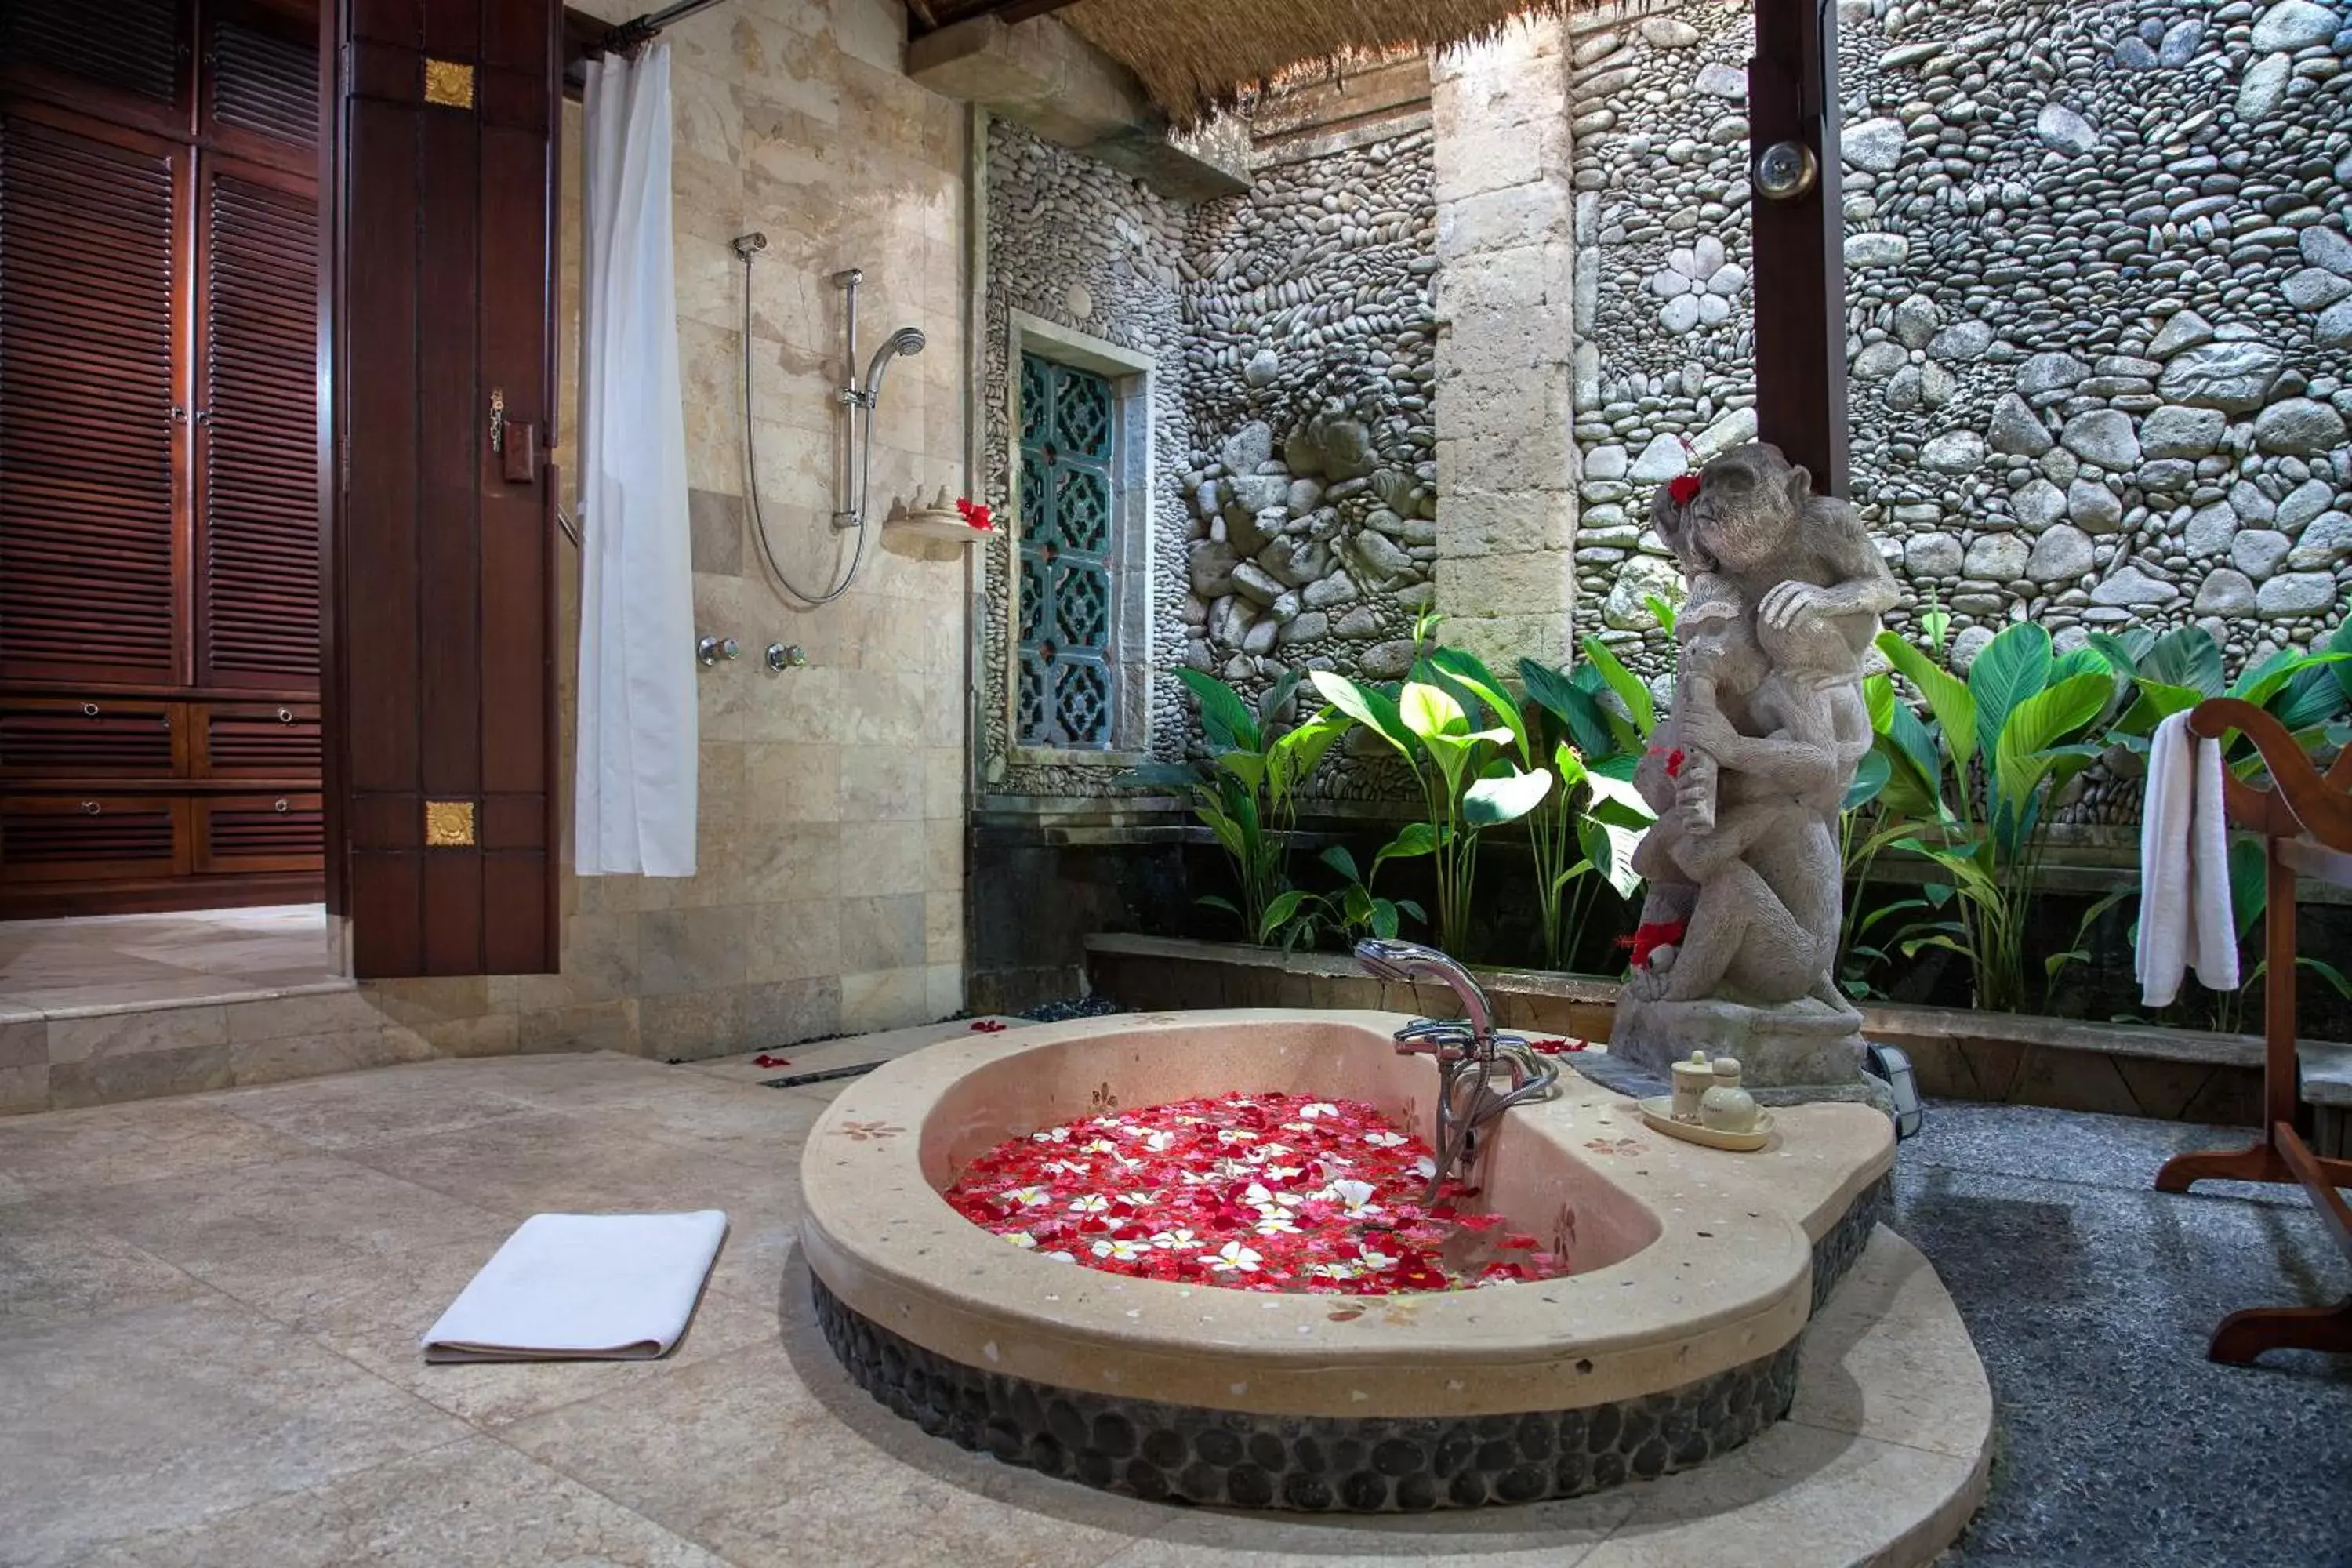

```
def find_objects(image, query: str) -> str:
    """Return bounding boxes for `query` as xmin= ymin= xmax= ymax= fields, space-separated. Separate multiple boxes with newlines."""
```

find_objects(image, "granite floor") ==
xmin=0 ymin=1040 xmax=2341 ymax=1566
xmin=0 ymin=904 xmax=338 ymax=1017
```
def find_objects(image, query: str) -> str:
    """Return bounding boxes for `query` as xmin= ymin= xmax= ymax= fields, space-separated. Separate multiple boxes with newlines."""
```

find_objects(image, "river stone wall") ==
xmin=1571 ymin=0 xmax=2352 ymax=700
xmin=980 ymin=122 xmax=1192 ymax=797
xmin=1178 ymin=131 xmax=1444 ymax=701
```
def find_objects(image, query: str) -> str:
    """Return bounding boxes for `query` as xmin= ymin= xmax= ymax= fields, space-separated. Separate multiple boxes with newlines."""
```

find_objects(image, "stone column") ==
xmin=1430 ymin=20 xmax=1581 ymax=672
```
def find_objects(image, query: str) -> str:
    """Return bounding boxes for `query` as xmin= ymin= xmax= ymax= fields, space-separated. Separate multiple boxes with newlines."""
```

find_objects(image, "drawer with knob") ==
xmin=0 ymin=698 xmax=180 ymax=779
xmin=192 ymin=792 xmax=324 ymax=874
xmin=196 ymin=702 xmax=322 ymax=779
xmin=0 ymin=794 xmax=188 ymax=884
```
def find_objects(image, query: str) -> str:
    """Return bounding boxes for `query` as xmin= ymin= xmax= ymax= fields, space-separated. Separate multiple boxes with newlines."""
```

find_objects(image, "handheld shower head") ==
xmin=862 ymin=326 xmax=927 ymax=402
xmin=731 ymin=232 xmax=768 ymax=259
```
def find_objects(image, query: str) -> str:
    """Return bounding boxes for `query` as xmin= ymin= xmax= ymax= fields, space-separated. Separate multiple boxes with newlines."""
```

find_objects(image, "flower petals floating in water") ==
xmin=942 ymin=1090 xmax=1567 ymax=1294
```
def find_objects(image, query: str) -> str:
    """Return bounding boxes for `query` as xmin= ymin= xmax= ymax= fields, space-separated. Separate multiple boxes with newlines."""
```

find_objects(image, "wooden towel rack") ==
xmin=2154 ymin=697 xmax=2352 ymax=1363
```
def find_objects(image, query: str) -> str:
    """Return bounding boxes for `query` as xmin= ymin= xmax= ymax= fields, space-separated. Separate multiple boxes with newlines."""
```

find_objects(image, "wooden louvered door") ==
xmin=0 ymin=0 xmax=324 ymax=916
xmin=0 ymin=111 xmax=186 ymax=688
xmin=195 ymin=158 xmax=319 ymax=691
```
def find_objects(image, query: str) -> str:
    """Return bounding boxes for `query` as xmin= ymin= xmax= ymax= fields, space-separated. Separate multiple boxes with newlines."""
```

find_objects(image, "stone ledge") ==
xmin=1083 ymin=933 xmax=2273 ymax=1124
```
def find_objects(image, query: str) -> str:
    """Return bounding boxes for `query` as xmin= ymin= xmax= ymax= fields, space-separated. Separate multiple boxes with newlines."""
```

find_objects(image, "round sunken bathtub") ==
xmin=800 ymin=1008 xmax=1894 ymax=1512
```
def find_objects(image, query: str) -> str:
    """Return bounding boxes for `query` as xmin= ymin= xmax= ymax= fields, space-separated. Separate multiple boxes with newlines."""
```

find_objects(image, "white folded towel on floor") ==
xmin=422 ymin=1211 xmax=727 ymax=1363
xmin=2136 ymin=710 xmax=2238 ymax=1007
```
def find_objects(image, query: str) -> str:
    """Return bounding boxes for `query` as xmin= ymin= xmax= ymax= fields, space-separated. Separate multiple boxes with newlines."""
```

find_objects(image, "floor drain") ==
xmin=759 ymin=1061 xmax=887 ymax=1090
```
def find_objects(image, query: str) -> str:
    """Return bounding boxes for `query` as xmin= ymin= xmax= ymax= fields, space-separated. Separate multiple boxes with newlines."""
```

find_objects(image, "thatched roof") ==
xmin=1054 ymin=0 xmax=1595 ymax=126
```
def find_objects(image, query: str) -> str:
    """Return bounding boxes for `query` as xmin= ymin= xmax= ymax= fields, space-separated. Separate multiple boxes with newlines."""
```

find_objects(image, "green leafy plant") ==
xmin=1288 ymin=843 xmax=1428 ymax=946
xmin=1308 ymin=620 xmax=1552 ymax=954
xmin=1865 ymin=622 xmax=2123 ymax=1012
xmin=1516 ymin=653 xmax=1655 ymax=970
xmin=1116 ymin=668 xmax=1343 ymax=946
xmin=2049 ymin=621 xmax=2352 ymax=1014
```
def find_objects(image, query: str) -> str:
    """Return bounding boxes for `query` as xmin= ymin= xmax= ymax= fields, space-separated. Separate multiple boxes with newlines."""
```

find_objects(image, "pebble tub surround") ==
xmin=799 ymin=1010 xmax=1900 ymax=1510
xmin=1570 ymin=0 xmax=2352 ymax=794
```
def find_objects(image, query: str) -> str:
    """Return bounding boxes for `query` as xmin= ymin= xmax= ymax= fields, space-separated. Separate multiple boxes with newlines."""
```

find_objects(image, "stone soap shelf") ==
xmin=888 ymin=509 xmax=995 ymax=543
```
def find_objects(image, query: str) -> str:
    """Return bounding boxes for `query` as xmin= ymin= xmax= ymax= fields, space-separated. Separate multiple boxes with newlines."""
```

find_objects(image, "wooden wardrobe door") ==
xmin=194 ymin=160 xmax=320 ymax=691
xmin=0 ymin=111 xmax=187 ymax=688
xmin=332 ymin=0 xmax=557 ymax=977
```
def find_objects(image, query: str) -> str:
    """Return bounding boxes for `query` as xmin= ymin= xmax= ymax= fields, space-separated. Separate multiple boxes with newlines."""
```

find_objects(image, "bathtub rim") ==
xmin=799 ymin=1007 xmax=1894 ymax=1420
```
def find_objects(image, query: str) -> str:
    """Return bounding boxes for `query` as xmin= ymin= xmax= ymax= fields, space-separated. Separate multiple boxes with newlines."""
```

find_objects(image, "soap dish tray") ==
xmin=1638 ymin=1095 xmax=1775 ymax=1152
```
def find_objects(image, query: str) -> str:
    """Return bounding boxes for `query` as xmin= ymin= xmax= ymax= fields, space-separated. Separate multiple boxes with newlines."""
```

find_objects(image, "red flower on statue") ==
xmin=1664 ymin=747 xmax=1686 ymax=779
xmin=956 ymin=497 xmax=994 ymax=531
xmin=1628 ymin=920 xmax=1688 ymax=971
xmin=1666 ymin=474 xmax=1702 ymax=506
xmin=969 ymin=1018 xmax=1008 ymax=1033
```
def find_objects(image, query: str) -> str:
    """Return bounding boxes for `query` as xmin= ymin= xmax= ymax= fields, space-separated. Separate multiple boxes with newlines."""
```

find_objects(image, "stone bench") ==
xmin=2302 ymin=1042 xmax=2352 ymax=1158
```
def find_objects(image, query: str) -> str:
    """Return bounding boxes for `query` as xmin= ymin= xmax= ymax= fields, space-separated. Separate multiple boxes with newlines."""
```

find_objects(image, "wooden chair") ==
xmin=2153 ymin=698 xmax=2352 ymax=1363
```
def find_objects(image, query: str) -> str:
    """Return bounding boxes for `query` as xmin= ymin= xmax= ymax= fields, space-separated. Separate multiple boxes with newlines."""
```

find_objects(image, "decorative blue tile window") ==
xmin=1016 ymin=351 xmax=1117 ymax=750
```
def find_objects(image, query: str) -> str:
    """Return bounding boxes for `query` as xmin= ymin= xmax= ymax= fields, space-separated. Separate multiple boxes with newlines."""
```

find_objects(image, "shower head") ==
xmin=732 ymin=231 xmax=768 ymax=260
xmin=862 ymin=326 xmax=927 ymax=401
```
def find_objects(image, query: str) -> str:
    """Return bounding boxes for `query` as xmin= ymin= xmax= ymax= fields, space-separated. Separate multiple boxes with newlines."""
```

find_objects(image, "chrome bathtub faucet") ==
xmin=1352 ymin=939 xmax=1560 ymax=1205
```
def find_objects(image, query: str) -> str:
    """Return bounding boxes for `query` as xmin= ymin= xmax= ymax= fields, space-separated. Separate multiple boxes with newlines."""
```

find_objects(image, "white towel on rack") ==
xmin=2136 ymin=710 xmax=2239 ymax=1007
xmin=421 ymin=1211 xmax=726 ymax=1363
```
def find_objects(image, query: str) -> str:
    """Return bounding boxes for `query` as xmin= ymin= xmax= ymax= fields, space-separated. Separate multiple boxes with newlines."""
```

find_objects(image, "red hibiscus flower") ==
xmin=955 ymin=497 xmax=993 ymax=531
xmin=969 ymin=1019 xmax=1007 ymax=1033
xmin=1667 ymin=474 xmax=1701 ymax=506
xmin=1628 ymin=919 xmax=1689 ymax=970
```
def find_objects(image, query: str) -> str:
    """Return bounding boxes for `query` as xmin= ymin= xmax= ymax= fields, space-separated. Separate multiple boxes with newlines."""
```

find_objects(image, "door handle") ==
xmin=490 ymin=387 xmax=539 ymax=483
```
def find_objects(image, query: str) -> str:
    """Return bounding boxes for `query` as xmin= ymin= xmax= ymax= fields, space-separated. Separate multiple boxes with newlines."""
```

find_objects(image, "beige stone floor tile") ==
xmin=342 ymin=1105 xmax=797 ymax=1232
xmin=74 ymin=1435 xmax=727 ymax=1567
xmin=0 ymin=1095 xmax=316 ymax=1206
xmin=0 ymin=1294 xmax=470 ymax=1567
xmin=0 ymin=1205 xmax=206 ymax=1332
xmin=216 ymin=1237 xmax=779 ymax=1432
xmin=201 ymin=1061 xmax=546 ymax=1150
xmin=412 ymin=1047 xmax=706 ymax=1109
xmin=1787 ymin=1228 xmax=1992 ymax=1461
xmin=569 ymin=1077 xmax=830 ymax=1166
xmin=1573 ymin=1421 xmax=1982 ymax=1568
xmin=501 ymin=1338 xmax=1152 ymax=1568
xmin=48 ymin=1152 xmax=514 ymax=1298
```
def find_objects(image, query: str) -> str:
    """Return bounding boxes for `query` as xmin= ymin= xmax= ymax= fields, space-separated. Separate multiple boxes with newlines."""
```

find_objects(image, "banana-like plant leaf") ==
xmin=1877 ymin=630 xmax=1980 ymax=768
xmin=1580 ymin=635 xmax=1656 ymax=734
xmin=1256 ymin=889 xmax=1308 ymax=943
xmin=1967 ymin=623 xmax=2053 ymax=765
xmin=2085 ymin=630 xmax=2145 ymax=681
xmin=1375 ymin=822 xmax=1440 ymax=870
xmin=1883 ymin=702 xmax=1944 ymax=809
xmin=1214 ymin=750 xmax=1268 ymax=794
xmin=1864 ymin=671 xmax=1897 ymax=735
xmin=1399 ymin=681 xmax=1468 ymax=741
xmin=1520 ymin=659 xmax=1617 ymax=758
xmin=1993 ymin=670 xmax=2115 ymax=812
xmin=1311 ymin=670 xmax=1414 ymax=755
xmin=1175 ymin=666 xmax=1260 ymax=753
xmin=2138 ymin=625 xmax=2225 ymax=694
xmin=1424 ymin=646 xmax=1529 ymax=762
xmin=1844 ymin=746 xmax=1892 ymax=811
xmin=1258 ymin=668 xmax=1302 ymax=732
xmin=1319 ymin=843 xmax=1362 ymax=884
xmin=1465 ymin=766 xmax=1553 ymax=827
xmin=2228 ymin=836 xmax=2267 ymax=942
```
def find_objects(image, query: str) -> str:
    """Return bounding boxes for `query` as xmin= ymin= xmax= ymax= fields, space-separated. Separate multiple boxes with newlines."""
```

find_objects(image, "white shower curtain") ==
xmin=575 ymin=43 xmax=695 ymax=877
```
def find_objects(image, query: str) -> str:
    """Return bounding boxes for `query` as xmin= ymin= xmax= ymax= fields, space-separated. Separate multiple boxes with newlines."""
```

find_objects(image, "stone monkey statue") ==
xmin=1610 ymin=442 xmax=1893 ymax=1088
